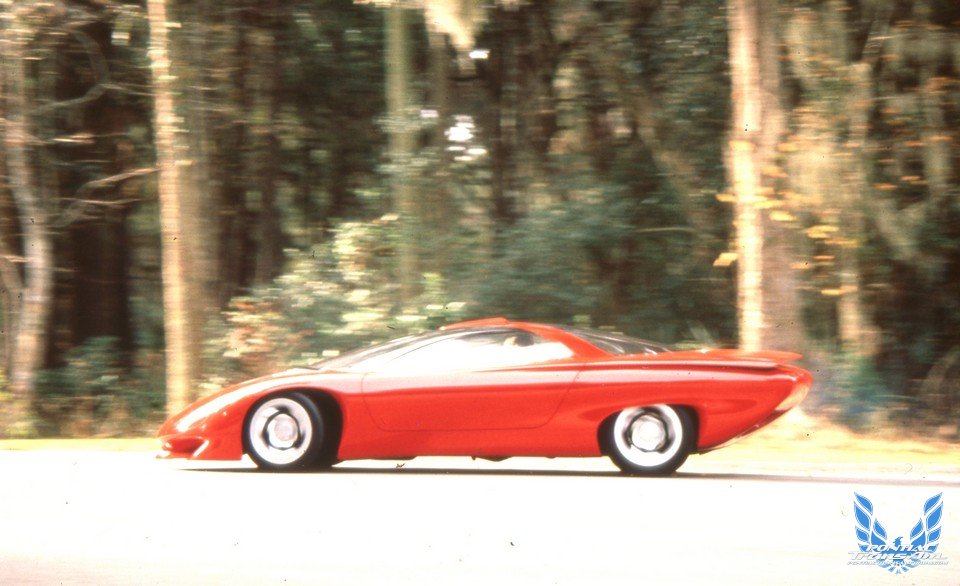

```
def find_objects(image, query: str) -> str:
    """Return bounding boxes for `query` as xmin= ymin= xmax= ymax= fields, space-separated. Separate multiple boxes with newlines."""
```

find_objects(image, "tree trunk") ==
xmin=727 ymin=0 xmax=803 ymax=352
xmin=326 ymin=23 xmax=358 ymax=226
xmin=839 ymin=62 xmax=879 ymax=356
xmin=727 ymin=0 xmax=765 ymax=352
xmin=0 ymin=13 xmax=55 ymax=436
xmin=253 ymin=3 xmax=285 ymax=284
xmin=147 ymin=0 xmax=201 ymax=416
xmin=216 ymin=10 xmax=254 ymax=306
xmin=427 ymin=29 xmax=452 ymax=228
xmin=386 ymin=3 xmax=418 ymax=303
xmin=486 ymin=6 xmax=517 ymax=234
xmin=421 ymin=29 xmax=453 ymax=273
xmin=177 ymin=0 xmax=220 ymax=321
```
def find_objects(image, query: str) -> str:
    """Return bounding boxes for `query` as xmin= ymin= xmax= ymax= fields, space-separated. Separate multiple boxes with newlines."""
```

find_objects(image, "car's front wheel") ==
xmin=245 ymin=392 xmax=327 ymax=471
xmin=605 ymin=404 xmax=696 ymax=476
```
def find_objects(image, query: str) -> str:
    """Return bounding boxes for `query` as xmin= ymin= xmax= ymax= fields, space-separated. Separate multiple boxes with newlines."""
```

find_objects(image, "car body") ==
xmin=158 ymin=317 xmax=811 ymax=475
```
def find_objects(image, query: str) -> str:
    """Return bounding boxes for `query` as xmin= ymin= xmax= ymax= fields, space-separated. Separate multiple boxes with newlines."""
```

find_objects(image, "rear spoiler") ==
xmin=600 ymin=349 xmax=803 ymax=371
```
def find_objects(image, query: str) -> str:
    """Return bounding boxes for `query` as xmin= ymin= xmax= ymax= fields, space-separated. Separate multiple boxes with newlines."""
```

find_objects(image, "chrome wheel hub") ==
xmin=248 ymin=397 xmax=314 ymax=465
xmin=266 ymin=413 xmax=300 ymax=449
xmin=628 ymin=414 xmax=668 ymax=452
xmin=612 ymin=405 xmax=683 ymax=468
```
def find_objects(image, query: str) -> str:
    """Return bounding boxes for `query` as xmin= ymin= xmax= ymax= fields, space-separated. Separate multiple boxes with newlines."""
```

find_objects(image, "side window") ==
xmin=378 ymin=330 xmax=573 ymax=373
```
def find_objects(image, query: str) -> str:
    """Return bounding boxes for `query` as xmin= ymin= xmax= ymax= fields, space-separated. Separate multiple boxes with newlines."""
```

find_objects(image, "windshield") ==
xmin=310 ymin=330 xmax=449 ymax=371
xmin=375 ymin=330 xmax=573 ymax=373
xmin=311 ymin=323 xmax=673 ymax=370
xmin=558 ymin=325 xmax=674 ymax=355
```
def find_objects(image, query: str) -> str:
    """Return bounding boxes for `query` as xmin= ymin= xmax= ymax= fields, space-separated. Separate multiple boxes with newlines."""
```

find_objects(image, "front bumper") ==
xmin=157 ymin=419 xmax=244 ymax=461
xmin=158 ymin=434 xmax=207 ymax=459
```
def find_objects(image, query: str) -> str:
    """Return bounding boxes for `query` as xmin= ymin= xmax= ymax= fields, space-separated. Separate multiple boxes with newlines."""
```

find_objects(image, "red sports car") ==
xmin=158 ymin=317 xmax=811 ymax=475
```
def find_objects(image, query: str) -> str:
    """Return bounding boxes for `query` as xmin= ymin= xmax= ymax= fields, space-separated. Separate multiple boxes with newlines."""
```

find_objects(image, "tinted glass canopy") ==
xmin=312 ymin=324 xmax=671 ymax=372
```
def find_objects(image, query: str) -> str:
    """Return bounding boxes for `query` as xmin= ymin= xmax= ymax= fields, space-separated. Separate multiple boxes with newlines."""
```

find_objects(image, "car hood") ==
xmin=158 ymin=368 xmax=321 ymax=435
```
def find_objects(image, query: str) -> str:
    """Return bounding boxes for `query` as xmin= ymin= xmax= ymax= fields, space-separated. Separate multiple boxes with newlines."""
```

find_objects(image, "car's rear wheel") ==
xmin=245 ymin=392 xmax=327 ymax=471
xmin=605 ymin=404 xmax=695 ymax=476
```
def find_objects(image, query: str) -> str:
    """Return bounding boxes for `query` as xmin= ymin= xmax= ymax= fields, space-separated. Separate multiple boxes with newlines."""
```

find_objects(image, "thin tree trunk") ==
xmin=427 ymin=29 xmax=451 ymax=228
xmin=423 ymin=29 xmax=453 ymax=273
xmin=487 ymin=6 xmax=517 ymax=236
xmin=326 ymin=24 xmax=357 ymax=225
xmin=216 ymin=11 xmax=254 ymax=305
xmin=179 ymin=0 xmax=220 ymax=319
xmin=296 ymin=98 xmax=321 ymax=244
xmin=253 ymin=3 xmax=285 ymax=284
xmin=1 ymin=13 xmax=55 ymax=436
xmin=839 ymin=62 xmax=878 ymax=356
xmin=147 ymin=0 xmax=200 ymax=416
xmin=386 ymin=3 xmax=418 ymax=302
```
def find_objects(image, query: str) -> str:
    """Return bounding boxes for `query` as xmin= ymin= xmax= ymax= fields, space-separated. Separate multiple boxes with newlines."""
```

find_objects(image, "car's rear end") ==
xmin=653 ymin=349 xmax=811 ymax=451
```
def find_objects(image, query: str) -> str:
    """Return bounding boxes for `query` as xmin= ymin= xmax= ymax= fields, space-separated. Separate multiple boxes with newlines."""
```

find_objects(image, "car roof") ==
xmin=440 ymin=317 xmax=513 ymax=330
xmin=441 ymin=317 xmax=610 ymax=359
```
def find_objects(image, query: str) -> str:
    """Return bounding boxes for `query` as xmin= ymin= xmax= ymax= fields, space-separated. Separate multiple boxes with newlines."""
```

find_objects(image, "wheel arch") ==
xmin=241 ymin=387 xmax=345 ymax=463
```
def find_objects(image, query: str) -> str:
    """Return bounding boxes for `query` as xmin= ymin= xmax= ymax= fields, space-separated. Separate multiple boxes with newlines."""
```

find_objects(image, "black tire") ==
xmin=604 ymin=404 xmax=696 ymax=476
xmin=244 ymin=392 xmax=328 ymax=471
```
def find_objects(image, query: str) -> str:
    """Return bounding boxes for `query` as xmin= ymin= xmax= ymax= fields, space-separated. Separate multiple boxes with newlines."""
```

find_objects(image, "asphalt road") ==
xmin=1 ymin=451 xmax=958 ymax=585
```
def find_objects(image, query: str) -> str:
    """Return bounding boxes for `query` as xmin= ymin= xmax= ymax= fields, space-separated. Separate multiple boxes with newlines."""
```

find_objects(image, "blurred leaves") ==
xmin=202 ymin=219 xmax=470 ymax=386
xmin=35 ymin=338 xmax=164 ymax=437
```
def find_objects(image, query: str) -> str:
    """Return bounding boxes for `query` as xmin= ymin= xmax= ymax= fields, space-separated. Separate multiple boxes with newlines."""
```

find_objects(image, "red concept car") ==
xmin=159 ymin=318 xmax=811 ymax=475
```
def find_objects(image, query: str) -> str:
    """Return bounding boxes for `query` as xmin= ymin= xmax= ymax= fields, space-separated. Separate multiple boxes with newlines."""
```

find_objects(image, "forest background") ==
xmin=1 ymin=0 xmax=959 ymax=440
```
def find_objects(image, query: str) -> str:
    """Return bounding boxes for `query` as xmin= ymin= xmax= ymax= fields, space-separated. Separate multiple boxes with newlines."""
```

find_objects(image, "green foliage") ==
xmin=35 ymin=338 xmax=164 ymax=437
xmin=461 ymin=167 xmax=733 ymax=343
xmin=824 ymin=355 xmax=897 ymax=431
xmin=202 ymin=218 xmax=470 ymax=389
xmin=471 ymin=204 xmax=606 ymax=324
xmin=807 ymin=352 xmax=950 ymax=436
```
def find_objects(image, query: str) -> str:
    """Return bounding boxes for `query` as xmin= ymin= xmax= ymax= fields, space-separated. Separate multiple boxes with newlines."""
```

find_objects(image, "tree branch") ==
xmin=74 ymin=166 xmax=158 ymax=196
xmin=34 ymin=29 xmax=111 ymax=114
xmin=54 ymin=167 xmax=156 ymax=228
xmin=859 ymin=1 xmax=893 ymax=67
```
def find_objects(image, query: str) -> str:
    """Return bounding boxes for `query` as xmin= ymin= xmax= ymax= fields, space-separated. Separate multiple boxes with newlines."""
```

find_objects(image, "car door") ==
xmin=361 ymin=329 xmax=580 ymax=431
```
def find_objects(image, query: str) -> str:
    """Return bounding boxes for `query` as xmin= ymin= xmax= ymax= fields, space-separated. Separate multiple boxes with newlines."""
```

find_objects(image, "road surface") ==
xmin=1 ymin=450 xmax=957 ymax=585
